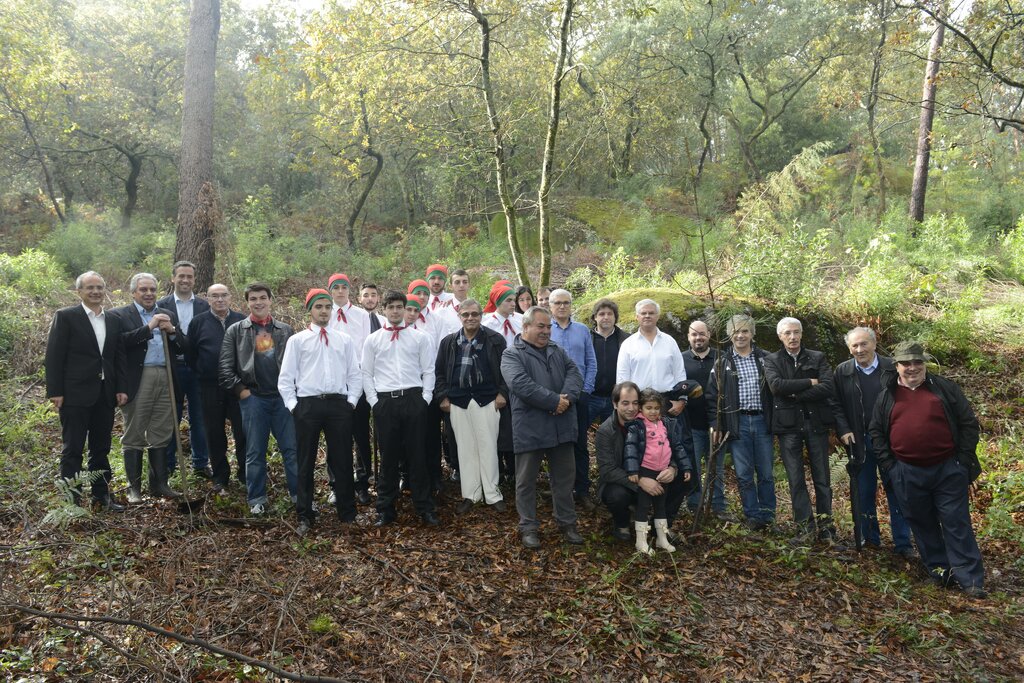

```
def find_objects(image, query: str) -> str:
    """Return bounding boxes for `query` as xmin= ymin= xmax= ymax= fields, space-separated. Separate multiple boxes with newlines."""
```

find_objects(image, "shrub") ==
xmin=40 ymin=220 xmax=102 ymax=278
xmin=563 ymin=247 xmax=667 ymax=303
xmin=1001 ymin=215 xmax=1024 ymax=283
xmin=731 ymin=221 xmax=831 ymax=306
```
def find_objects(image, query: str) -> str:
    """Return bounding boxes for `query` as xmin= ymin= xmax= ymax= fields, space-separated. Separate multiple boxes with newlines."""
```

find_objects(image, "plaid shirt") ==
xmin=732 ymin=350 xmax=762 ymax=411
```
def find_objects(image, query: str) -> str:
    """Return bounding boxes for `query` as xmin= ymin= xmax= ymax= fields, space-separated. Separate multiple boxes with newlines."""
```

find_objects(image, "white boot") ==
xmin=654 ymin=519 xmax=676 ymax=553
xmin=634 ymin=521 xmax=653 ymax=555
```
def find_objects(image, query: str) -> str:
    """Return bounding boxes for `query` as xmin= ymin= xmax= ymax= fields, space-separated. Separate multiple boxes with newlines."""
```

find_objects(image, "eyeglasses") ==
xmin=550 ymin=301 xmax=571 ymax=306
xmin=460 ymin=311 xmax=481 ymax=318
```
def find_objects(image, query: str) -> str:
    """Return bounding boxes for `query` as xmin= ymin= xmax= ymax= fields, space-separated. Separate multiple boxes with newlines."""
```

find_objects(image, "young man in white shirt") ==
xmin=361 ymin=290 xmax=439 ymax=527
xmin=326 ymin=273 xmax=370 ymax=350
xmin=483 ymin=284 xmax=522 ymax=346
xmin=425 ymin=263 xmax=455 ymax=310
xmin=278 ymin=289 xmax=363 ymax=535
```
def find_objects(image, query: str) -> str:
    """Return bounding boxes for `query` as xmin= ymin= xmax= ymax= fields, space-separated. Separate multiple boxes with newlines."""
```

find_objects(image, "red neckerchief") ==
xmin=384 ymin=325 xmax=403 ymax=342
xmin=310 ymin=324 xmax=329 ymax=346
xmin=431 ymin=296 xmax=440 ymax=310
xmin=336 ymin=306 xmax=347 ymax=323
xmin=250 ymin=314 xmax=272 ymax=325
xmin=502 ymin=317 xmax=514 ymax=336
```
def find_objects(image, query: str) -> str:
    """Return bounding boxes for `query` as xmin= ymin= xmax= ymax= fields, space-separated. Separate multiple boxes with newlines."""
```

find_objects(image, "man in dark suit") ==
xmin=45 ymin=271 xmax=128 ymax=511
xmin=110 ymin=272 xmax=183 ymax=502
xmin=157 ymin=260 xmax=212 ymax=478
xmin=763 ymin=317 xmax=836 ymax=542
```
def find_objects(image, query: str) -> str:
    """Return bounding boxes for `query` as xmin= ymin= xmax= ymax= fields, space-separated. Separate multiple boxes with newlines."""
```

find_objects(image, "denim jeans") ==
xmin=857 ymin=433 xmax=913 ymax=550
xmin=573 ymin=392 xmax=592 ymax=498
xmin=166 ymin=362 xmax=210 ymax=471
xmin=686 ymin=428 xmax=726 ymax=513
xmin=238 ymin=393 xmax=299 ymax=507
xmin=730 ymin=413 xmax=776 ymax=523
xmin=587 ymin=394 xmax=613 ymax=428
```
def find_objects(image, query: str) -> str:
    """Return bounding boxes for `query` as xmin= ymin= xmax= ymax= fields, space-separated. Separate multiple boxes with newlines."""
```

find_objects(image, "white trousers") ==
xmin=449 ymin=399 xmax=503 ymax=504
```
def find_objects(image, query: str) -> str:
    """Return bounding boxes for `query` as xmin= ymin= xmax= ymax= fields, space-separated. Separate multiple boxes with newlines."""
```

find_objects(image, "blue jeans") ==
xmin=686 ymin=428 xmax=726 ymax=513
xmin=730 ymin=413 xmax=776 ymax=523
xmin=587 ymin=394 xmax=613 ymax=427
xmin=857 ymin=433 xmax=912 ymax=550
xmin=166 ymin=362 xmax=209 ymax=471
xmin=573 ymin=392 xmax=592 ymax=497
xmin=238 ymin=393 xmax=298 ymax=507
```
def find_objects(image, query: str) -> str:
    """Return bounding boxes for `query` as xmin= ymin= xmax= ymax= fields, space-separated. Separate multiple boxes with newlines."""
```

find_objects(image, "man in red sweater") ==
xmin=869 ymin=342 xmax=985 ymax=598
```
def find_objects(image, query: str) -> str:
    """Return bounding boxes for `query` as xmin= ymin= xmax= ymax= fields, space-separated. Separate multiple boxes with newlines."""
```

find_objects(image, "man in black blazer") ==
xmin=109 ymin=272 xmax=183 ymax=502
xmin=763 ymin=317 xmax=836 ymax=542
xmin=157 ymin=260 xmax=212 ymax=478
xmin=45 ymin=271 xmax=128 ymax=511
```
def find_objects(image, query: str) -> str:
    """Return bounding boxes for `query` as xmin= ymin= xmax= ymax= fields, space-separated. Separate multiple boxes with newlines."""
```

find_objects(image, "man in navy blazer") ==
xmin=45 ymin=271 xmax=128 ymax=511
xmin=156 ymin=260 xmax=212 ymax=478
xmin=109 ymin=272 xmax=183 ymax=502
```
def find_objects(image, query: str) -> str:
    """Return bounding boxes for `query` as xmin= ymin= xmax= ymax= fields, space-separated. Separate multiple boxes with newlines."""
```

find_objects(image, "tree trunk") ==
xmin=0 ymin=83 xmax=66 ymax=224
xmin=175 ymin=0 xmax=220 ymax=291
xmin=909 ymin=9 xmax=944 ymax=229
xmin=468 ymin=2 xmax=530 ymax=288
xmin=121 ymin=152 xmax=142 ymax=230
xmin=346 ymin=91 xmax=384 ymax=250
xmin=866 ymin=0 xmax=889 ymax=218
xmin=537 ymin=0 xmax=575 ymax=288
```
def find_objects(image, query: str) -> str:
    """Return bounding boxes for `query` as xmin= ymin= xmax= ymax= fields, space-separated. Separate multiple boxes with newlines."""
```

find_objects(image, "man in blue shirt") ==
xmin=548 ymin=288 xmax=598 ymax=509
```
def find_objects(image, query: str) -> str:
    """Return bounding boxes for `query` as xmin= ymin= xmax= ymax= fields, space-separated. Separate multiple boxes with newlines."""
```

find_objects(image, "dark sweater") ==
xmin=592 ymin=327 xmax=628 ymax=397
xmin=857 ymin=369 xmax=883 ymax=430
xmin=682 ymin=348 xmax=716 ymax=430
xmin=186 ymin=309 xmax=246 ymax=384
xmin=890 ymin=385 xmax=955 ymax=466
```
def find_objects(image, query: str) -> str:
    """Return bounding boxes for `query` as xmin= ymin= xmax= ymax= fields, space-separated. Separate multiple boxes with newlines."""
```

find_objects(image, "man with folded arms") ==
xmin=279 ymin=289 xmax=363 ymax=536
xmin=362 ymin=290 xmax=440 ymax=527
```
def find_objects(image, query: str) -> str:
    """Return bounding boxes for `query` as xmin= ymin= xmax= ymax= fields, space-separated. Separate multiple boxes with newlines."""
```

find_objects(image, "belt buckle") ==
xmin=389 ymin=389 xmax=403 ymax=399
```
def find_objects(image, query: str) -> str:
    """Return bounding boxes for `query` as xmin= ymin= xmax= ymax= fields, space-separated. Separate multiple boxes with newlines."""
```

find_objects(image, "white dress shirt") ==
xmin=328 ymin=301 xmax=371 ymax=352
xmin=173 ymin=293 xmax=197 ymax=335
xmin=81 ymin=303 xmax=107 ymax=356
xmin=616 ymin=329 xmax=687 ymax=392
xmin=483 ymin=312 xmax=522 ymax=346
xmin=428 ymin=292 xmax=454 ymax=310
xmin=361 ymin=325 xmax=436 ymax=407
xmin=431 ymin=304 xmax=463 ymax=339
xmin=277 ymin=324 xmax=363 ymax=411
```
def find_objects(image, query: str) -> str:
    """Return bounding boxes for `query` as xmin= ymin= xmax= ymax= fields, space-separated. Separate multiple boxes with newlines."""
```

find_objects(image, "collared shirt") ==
xmin=483 ymin=312 xmax=522 ymax=346
xmin=855 ymin=354 xmax=880 ymax=375
xmin=134 ymin=301 xmax=167 ymax=367
xmin=431 ymin=304 xmax=463 ymax=339
xmin=81 ymin=303 xmax=107 ymax=379
xmin=173 ymin=293 xmax=196 ymax=336
xmin=550 ymin=318 xmax=596 ymax=394
xmin=328 ymin=301 xmax=371 ymax=353
xmin=277 ymin=324 xmax=363 ymax=411
xmin=428 ymin=292 xmax=454 ymax=310
xmin=732 ymin=349 xmax=762 ymax=411
xmin=615 ymin=329 xmax=686 ymax=392
xmin=361 ymin=325 xmax=435 ymax=406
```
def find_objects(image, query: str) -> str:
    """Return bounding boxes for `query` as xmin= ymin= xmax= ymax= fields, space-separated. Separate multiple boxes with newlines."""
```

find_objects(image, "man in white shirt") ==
xmin=355 ymin=281 xmax=384 ymax=500
xmin=615 ymin=299 xmax=687 ymax=414
xmin=483 ymin=284 xmax=522 ymax=346
xmin=425 ymin=263 xmax=455 ymax=310
xmin=326 ymin=273 xmax=370 ymax=350
xmin=362 ymin=290 xmax=440 ymax=527
xmin=278 ymin=289 xmax=363 ymax=535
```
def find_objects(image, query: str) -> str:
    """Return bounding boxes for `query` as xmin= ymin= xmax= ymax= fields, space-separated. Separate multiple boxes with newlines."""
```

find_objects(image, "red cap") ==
xmin=425 ymin=264 xmax=449 ymax=281
xmin=305 ymin=288 xmax=333 ymax=310
xmin=407 ymin=279 xmax=430 ymax=295
xmin=327 ymin=273 xmax=351 ymax=290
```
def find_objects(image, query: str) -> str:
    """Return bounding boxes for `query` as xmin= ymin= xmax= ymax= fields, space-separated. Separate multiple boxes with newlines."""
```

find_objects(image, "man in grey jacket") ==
xmin=501 ymin=306 xmax=585 ymax=549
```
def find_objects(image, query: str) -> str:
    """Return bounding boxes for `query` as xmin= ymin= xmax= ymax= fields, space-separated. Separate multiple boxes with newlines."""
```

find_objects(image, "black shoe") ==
xmin=374 ymin=514 xmax=396 ymax=527
xmin=194 ymin=465 xmax=214 ymax=479
xmin=714 ymin=510 xmax=739 ymax=523
xmin=491 ymin=500 xmax=507 ymax=513
xmin=560 ymin=524 xmax=585 ymax=545
xmin=894 ymin=546 xmax=917 ymax=559
xmin=574 ymin=494 xmax=596 ymax=512
xmin=961 ymin=585 xmax=988 ymax=599
xmin=338 ymin=512 xmax=357 ymax=524
xmin=744 ymin=518 xmax=769 ymax=531
xmin=455 ymin=499 xmax=474 ymax=515
xmin=355 ymin=489 xmax=372 ymax=506
xmin=521 ymin=531 xmax=541 ymax=550
xmin=296 ymin=519 xmax=312 ymax=537
xmin=611 ymin=526 xmax=631 ymax=542
xmin=818 ymin=527 xmax=837 ymax=544
xmin=94 ymin=496 xmax=126 ymax=513
xmin=420 ymin=511 xmax=441 ymax=526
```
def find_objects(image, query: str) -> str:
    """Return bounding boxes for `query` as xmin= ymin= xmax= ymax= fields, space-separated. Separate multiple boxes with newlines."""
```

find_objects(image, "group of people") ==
xmin=45 ymin=262 xmax=987 ymax=597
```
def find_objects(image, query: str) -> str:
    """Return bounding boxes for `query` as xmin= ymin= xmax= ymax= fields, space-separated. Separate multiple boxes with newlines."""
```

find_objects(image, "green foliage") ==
xmin=0 ymin=250 xmax=69 ymax=371
xmin=978 ymin=433 xmax=1024 ymax=546
xmin=732 ymin=221 xmax=831 ymax=306
xmin=1001 ymin=215 xmax=1024 ymax=284
xmin=926 ymin=283 xmax=984 ymax=360
xmin=229 ymin=188 xmax=291 ymax=290
xmin=40 ymin=211 xmax=176 ymax=281
xmin=563 ymin=247 xmax=667 ymax=303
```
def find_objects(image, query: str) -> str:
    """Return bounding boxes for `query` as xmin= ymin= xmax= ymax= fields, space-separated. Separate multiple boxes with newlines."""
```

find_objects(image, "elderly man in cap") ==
xmin=869 ymin=342 xmax=985 ymax=598
xmin=279 ymin=289 xmax=363 ymax=535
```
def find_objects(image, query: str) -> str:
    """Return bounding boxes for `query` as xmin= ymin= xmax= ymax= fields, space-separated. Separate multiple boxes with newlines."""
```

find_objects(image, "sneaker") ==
xmin=250 ymin=503 xmax=267 ymax=516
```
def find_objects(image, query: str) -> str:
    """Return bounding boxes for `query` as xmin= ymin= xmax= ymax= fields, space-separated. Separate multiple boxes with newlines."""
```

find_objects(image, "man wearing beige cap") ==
xmin=869 ymin=342 xmax=985 ymax=598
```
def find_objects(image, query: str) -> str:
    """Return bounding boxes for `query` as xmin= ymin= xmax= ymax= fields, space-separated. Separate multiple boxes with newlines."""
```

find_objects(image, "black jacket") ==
xmin=218 ymin=317 xmax=294 ymax=397
xmin=682 ymin=348 xmax=717 ymax=430
xmin=434 ymin=326 xmax=508 ymax=404
xmin=704 ymin=345 xmax=773 ymax=440
xmin=108 ymin=304 xmax=183 ymax=402
xmin=500 ymin=338 xmax=583 ymax=453
xmin=45 ymin=305 xmax=127 ymax=407
xmin=186 ymin=309 xmax=246 ymax=384
xmin=762 ymin=347 xmax=835 ymax=434
xmin=595 ymin=415 xmax=632 ymax=499
xmin=829 ymin=355 xmax=894 ymax=463
xmin=623 ymin=416 xmax=692 ymax=475
xmin=868 ymin=371 xmax=981 ymax=481
xmin=591 ymin=326 xmax=629 ymax=397
xmin=156 ymin=293 xmax=210 ymax=330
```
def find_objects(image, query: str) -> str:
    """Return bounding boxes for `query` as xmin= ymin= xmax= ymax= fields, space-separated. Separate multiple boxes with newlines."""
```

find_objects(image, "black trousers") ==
xmin=199 ymin=382 xmax=247 ymax=488
xmin=59 ymin=397 xmax=115 ymax=501
xmin=294 ymin=396 xmax=355 ymax=522
xmin=601 ymin=476 xmax=688 ymax=527
xmin=634 ymin=466 xmax=668 ymax=520
xmin=374 ymin=391 xmax=434 ymax=517
xmin=425 ymin=398 xmax=444 ymax=491
xmin=352 ymin=395 xmax=374 ymax=492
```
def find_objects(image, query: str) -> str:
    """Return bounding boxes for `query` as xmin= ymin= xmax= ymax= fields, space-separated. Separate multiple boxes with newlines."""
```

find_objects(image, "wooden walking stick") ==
xmin=161 ymin=329 xmax=205 ymax=515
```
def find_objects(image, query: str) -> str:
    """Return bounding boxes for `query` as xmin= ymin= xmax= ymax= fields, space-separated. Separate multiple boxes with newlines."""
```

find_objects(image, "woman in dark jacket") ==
xmin=704 ymin=314 xmax=776 ymax=530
